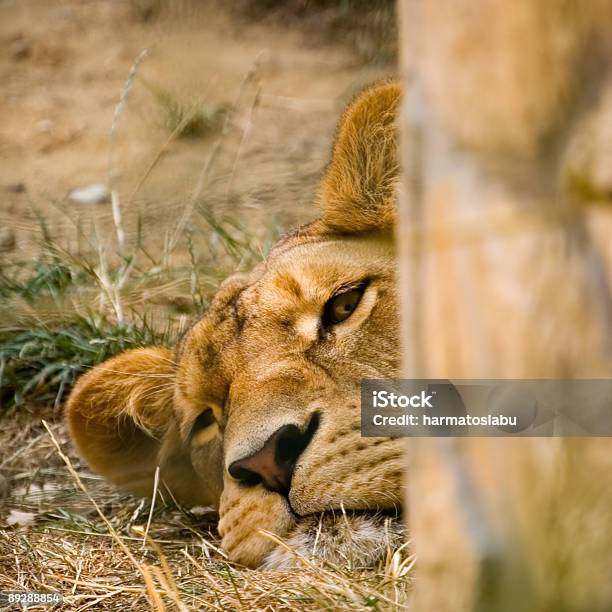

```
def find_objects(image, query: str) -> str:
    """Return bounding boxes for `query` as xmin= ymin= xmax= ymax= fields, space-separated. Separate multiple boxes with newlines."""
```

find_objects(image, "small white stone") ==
xmin=6 ymin=509 xmax=36 ymax=527
xmin=68 ymin=183 xmax=110 ymax=204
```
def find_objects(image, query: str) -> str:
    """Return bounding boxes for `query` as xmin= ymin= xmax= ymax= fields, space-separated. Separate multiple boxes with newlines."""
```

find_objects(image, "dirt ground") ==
xmin=0 ymin=0 xmax=391 ymax=262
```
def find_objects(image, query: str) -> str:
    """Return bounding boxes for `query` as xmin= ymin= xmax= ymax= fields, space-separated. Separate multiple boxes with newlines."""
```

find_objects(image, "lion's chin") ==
xmin=260 ymin=510 xmax=405 ymax=570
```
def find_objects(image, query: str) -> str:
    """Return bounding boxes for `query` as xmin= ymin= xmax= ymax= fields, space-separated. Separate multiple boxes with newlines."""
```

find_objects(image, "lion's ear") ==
xmin=65 ymin=347 xmax=220 ymax=507
xmin=319 ymin=80 xmax=401 ymax=233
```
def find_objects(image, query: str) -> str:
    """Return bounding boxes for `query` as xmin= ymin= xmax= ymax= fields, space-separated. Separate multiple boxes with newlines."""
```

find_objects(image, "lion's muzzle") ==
xmin=228 ymin=412 xmax=320 ymax=496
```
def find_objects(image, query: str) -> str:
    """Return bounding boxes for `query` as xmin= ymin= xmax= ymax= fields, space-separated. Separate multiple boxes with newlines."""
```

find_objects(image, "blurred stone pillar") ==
xmin=397 ymin=1 xmax=612 ymax=610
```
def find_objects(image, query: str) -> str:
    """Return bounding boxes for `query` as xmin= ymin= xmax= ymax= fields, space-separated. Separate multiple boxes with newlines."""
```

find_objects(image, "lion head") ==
xmin=65 ymin=81 xmax=405 ymax=568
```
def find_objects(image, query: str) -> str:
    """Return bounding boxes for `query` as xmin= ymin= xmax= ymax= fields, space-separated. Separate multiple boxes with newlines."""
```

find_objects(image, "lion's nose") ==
xmin=228 ymin=413 xmax=319 ymax=495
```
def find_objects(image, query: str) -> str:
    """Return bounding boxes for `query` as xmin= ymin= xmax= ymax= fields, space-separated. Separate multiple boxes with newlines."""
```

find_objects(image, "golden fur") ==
xmin=65 ymin=81 xmax=405 ymax=568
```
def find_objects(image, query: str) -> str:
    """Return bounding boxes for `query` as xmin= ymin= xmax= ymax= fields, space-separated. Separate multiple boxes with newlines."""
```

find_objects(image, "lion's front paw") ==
xmin=218 ymin=479 xmax=296 ymax=568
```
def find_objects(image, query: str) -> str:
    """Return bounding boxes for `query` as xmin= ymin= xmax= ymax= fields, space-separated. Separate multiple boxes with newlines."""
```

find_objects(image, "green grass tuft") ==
xmin=150 ymin=86 xmax=227 ymax=138
xmin=0 ymin=315 xmax=171 ymax=412
xmin=0 ymin=259 xmax=74 ymax=301
xmin=0 ymin=207 xmax=281 ymax=413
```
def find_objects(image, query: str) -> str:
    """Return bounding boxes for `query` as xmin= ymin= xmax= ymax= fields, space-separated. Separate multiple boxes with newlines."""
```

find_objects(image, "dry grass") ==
xmin=0 ymin=411 xmax=412 ymax=611
xmin=0 ymin=53 xmax=275 ymax=412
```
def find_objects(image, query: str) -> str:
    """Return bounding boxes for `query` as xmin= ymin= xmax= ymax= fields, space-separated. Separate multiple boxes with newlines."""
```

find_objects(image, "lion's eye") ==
xmin=191 ymin=408 xmax=215 ymax=436
xmin=323 ymin=286 xmax=366 ymax=327
xmin=190 ymin=407 xmax=220 ymax=448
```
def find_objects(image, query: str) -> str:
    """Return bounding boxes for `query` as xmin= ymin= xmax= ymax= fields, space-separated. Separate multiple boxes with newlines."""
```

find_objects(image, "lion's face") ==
xmin=66 ymin=81 xmax=404 ymax=568
xmin=173 ymin=228 xmax=404 ymax=564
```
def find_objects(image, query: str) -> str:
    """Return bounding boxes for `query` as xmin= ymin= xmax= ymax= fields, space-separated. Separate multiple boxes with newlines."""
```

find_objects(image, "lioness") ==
xmin=65 ymin=81 xmax=406 ymax=568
